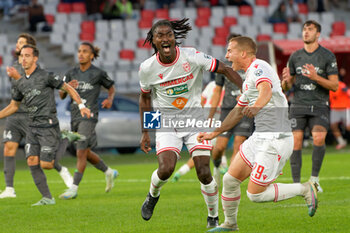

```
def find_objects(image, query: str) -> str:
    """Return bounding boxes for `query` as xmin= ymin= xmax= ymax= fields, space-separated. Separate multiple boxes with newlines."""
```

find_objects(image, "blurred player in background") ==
xmin=58 ymin=42 xmax=118 ymax=200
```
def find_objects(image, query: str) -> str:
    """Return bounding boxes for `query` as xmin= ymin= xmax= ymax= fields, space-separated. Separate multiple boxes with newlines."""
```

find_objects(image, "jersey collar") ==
xmin=245 ymin=58 xmax=256 ymax=72
xmin=156 ymin=46 xmax=180 ymax=67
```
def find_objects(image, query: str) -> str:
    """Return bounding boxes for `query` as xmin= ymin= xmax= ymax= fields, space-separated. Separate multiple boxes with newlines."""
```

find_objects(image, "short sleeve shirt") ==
xmin=64 ymin=65 xmax=114 ymax=122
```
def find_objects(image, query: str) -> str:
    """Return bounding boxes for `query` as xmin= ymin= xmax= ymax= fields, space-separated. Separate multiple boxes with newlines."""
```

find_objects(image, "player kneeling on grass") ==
xmin=197 ymin=36 xmax=318 ymax=232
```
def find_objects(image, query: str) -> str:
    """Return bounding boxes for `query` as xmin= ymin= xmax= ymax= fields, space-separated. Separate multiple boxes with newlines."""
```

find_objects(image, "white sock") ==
xmin=104 ymin=167 xmax=113 ymax=175
xmin=222 ymin=173 xmax=241 ymax=226
xmin=201 ymin=179 xmax=219 ymax=217
xmin=246 ymin=183 xmax=304 ymax=202
xmin=149 ymin=169 xmax=167 ymax=198
xmin=178 ymin=164 xmax=191 ymax=176
xmin=71 ymin=184 xmax=78 ymax=191
xmin=221 ymin=154 xmax=228 ymax=167
xmin=310 ymin=176 xmax=319 ymax=183
xmin=336 ymin=136 xmax=346 ymax=145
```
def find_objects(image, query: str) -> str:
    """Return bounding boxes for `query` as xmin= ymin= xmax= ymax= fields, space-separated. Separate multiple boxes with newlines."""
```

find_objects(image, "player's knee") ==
xmin=246 ymin=191 xmax=265 ymax=203
xmin=196 ymin=166 xmax=211 ymax=184
xmin=40 ymin=160 xmax=54 ymax=169
xmin=158 ymin=164 xmax=175 ymax=180
xmin=4 ymin=142 xmax=18 ymax=156
xmin=223 ymin=173 xmax=241 ymax=191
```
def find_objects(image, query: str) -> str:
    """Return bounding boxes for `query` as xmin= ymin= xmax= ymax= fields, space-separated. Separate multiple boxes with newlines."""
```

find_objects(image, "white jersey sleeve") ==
xmin=187 ymin=48 xmax=218 ymax=73
xmin=251 ymin=65 xmax=273 ymax=88
xmin=139 ymin=64 xmax=151 ymax=93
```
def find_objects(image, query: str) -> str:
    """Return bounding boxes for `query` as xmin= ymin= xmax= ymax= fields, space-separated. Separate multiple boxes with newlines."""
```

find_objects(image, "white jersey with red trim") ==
xmin=237 ymin=59 xmax=291 ymax=134
xmin=139 ymin=46 xmax=217 ymax=116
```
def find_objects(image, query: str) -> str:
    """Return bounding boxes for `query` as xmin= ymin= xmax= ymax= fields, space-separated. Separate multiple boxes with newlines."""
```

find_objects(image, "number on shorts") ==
xmin=290 ymin=118 xmax=297 ymax=128
xmin=254 ymin=165 xmax=265 ymax=179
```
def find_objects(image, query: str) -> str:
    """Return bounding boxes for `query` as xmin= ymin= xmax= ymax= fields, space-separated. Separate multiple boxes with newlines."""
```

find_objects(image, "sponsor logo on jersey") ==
xmin=158 ymin=73 xmax=163 ymax=79
xmin=296 ymin=66 xmax=324 ymax=75
xmin=166 ymin=84 xmax=188 ymax=96
xmin=172 ymin=97 xmax=188 ymax=110
xmin=300 ymin=83 xmax=316 ymax=90
xmin=254 ymin=69 xmax=263 ymax=76
xmin=143 ymin=110 xmax=161 ymax=129
xmin=204 ymin=54 xmax=212 ymax=59
xmin=160 ymin=73 xmax=194 ymax=87
xmin=182 ymin=62 xmax=191 ymax=72
xmin=77 ymin=81 xmax=94 ymax=92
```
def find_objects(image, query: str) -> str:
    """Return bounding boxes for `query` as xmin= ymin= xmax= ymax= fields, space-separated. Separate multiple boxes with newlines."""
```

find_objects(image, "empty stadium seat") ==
xmin=197 ymin=7 xmax=211 ymax=18
xmin=45 ymin=14 xmax=55 ymax=25
xmin=141 ymin=10 xmax=154 ymax=21
xmin=80 ymin=32 xmax=94 ymax=42
xmin=256 ymin=34 xmax=271 ymax=41
xmin=212 ymin=36 xmax=226 ymax=46
xmin=215 ymin=26 xmax=229 ymax=38
xmin=57 ymin=3 xmax=71 ymax=13
xmin=223 ymin=17 xmax=237 ymax=27
xmin=155 ymin=9 xmax=169 ymax=19
xmin=137 ymin=39 xmax=152 ymax=49
xmin=239 ymin=5 xmax=253 ymax=16
xmin=72 ymin=2 xmax=86 ymax=13
xmin=255 ymin=0 xmax=269 ymax=7
xmin=331 ymin=21 xmax=346 ymax=36
xmin=138 ymin=20 xmax=152 ymax=29
xmin=298 ymin=3 xmax=308 ymax=14
xmin=195 ymin=17 xmax=209 ymax=27
xmin=273 ymin=23 xmax=288 ymax=34
xmin=0 ymin=56 xmax=2 ymax=66
xmin=120 ymin=49 xmax=135 ymax=60
xmin=81 ymin=21 xmax=95 ymax=34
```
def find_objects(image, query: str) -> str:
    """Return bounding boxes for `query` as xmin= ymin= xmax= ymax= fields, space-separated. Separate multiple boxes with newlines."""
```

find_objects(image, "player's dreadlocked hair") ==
xmin=81 ymin=41 xmax=100 ymax=61
xmin=144 ymin=18 xmax=192 ymax=55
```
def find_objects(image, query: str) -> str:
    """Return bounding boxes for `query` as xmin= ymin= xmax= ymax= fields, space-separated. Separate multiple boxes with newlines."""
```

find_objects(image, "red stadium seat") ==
xmin=45 ymin=14 xmax=55 ymax=25
xmin=0 ymin=56 xmax=2 ymax=66
xmin=257 ymin=34 xmax=271 ymax=41
xmin=256 ymin=0 xmax=269 ymax=7
xmin=120 ymin=49 xmax=135 ymax=60
xmin=197 ymin=7 xmax=211 ymax=18
xmin=137 ymin=39 xmax=152 ymax=50
xmin=331 ymin=21 xmax=346 ymax=36
xmin=239 ymin=5 xmax=253 ymax=16
xmin=81 ymin=21 xmax=95 ymax=34
xmin=298 ymin=3 xmax=308 ymax=14
xmin=138 ymin=20 xmax=153 ymax=29
xmin=155 ymin=9 xmax=169 ymax=19
xmin=80 ymin=33 xmax=94 ymax=42
xmin=223 ymin=16 xmax=237 ymax=27
xmin=274 ymin=23 xmax=288 ymax=34
xmin=72 ymin=2 xmax=86 ymax=14
xmin=215 ymin=26 xmax=229 ymax=38
xmin=141 ymin=10 xmax=154 ymax=21
xmin=57 ymin=3 xmax=71 ymax=13
xmin=212 ymin=36 xmax=227 ymax=46
xmin=195 ymin=17 xmax=209 ymax=27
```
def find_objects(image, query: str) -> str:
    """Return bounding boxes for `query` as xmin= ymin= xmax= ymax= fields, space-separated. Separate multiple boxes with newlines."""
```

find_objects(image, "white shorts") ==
xmin=156 ymin=130 xmax=212 ymax=158
xmin=239 ymin=132 xmax=293 ymax=186
xmin=330 ymin=109 xmax=350 ymax=125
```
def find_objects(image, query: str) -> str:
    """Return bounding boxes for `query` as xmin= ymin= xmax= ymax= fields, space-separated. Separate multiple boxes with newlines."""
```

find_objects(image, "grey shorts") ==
xmin=25 ymin=125 xmax=60 ymax=162
xmin=3 ymin=113 xmax=29 ymax=143
xmin=219 ymin=108 xmax=254 ymax=138
xmin=290 ymin=105 xmax=330 ymax=131
xmin=71 ymin=120 xmax=97 ymax=150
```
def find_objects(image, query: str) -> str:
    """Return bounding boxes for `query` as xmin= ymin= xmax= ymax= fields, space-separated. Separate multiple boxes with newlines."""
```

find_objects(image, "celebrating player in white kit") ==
xmin=198 ymin=36 xmax=319 ymax=232
xmin=139 ymin=18 xmax=243 ymax=228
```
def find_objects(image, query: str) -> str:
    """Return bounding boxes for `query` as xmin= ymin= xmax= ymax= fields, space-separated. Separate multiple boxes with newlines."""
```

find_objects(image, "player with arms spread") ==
xmin=139 ymin=18 xmax=243 ymax=228
xmin=198 ymin=36 xmax=318 ymax=232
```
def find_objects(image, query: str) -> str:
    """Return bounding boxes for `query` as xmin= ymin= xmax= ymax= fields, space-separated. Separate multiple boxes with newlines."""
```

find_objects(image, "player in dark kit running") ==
xmin=1 ymin=34 xmax=74 ymax=199
xmin=58 ymin=42 xmax=118 ymax=200
xmin=282 ymin=20 xmax=339 ymax=192
xmin=2 ymin=44 xmax=91 ymax=206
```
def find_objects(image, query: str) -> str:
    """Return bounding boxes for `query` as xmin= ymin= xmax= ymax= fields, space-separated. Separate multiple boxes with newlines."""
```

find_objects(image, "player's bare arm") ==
xmin=216 ymin=61 xmax=243 ymax=89
xmin=243 ymin=81 xmax=272 ymax=118
xmin=101 ymin=85 xmax=115 ymax=109
xmin=207 ymin=85 xmax=223 ymax=120
xmin=59 ymin=79 xmax=79 ymax=99
xmin=302 ymin=64 xmax=338 ymax=91
xmin=61 ymin=82 xmax=91 ymax=118
xmin=139 ymin=91 xmax=152 ymax=154
xmin=281 ymin=67 xmax=295 ymax=91
xmin=198 ymin=104 xmax=244 ymax=143
xmin=6 ymin=66 xmax=21 ymax=80
xmin=0 ymin=100 xmax=21 ymax=119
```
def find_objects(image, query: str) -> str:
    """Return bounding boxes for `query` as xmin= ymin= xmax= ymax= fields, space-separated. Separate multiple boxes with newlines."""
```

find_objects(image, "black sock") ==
xmin=93 ymin=160 xmax=108 ymax=172
xmin=73 ymin=171 xmax=83 ymax=186
xmin=312 ymin=145 xmax=326 ymax=177
xmin=290 ymin=150 xmax=302 ymax=183
xmin=29 ymin=165 xmax=52 ymax=199
xmin=213 ymin=158 xmax=222 ymax=168
xmin=4 ymin=156 xmax=15 ymax=187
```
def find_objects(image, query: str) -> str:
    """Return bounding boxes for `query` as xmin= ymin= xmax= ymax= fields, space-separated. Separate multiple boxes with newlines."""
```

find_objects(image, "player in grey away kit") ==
xmin=1 ymin=33 xmax=74 ymax=199
xmin=2 ymin=44 xmax=91 ymax=206
xmin=282 ymin=20 xmax=339 ymax=192
xmin=59 ymin=42 xmax=118 ymax=200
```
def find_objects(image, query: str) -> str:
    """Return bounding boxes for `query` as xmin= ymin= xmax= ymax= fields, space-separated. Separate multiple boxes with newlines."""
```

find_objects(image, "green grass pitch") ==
xmin=0 ymin=147 xmax=349 ymax=233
